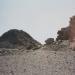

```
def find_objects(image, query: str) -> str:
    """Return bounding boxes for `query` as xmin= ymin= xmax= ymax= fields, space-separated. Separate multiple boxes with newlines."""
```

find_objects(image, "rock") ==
xmin=69 ymin=16 xmax=75 ymax=48
xmin=59 ymin=40 xmax=69 ymax=47
xmin=45 ymin=38 xmax=54 ymax=45
xmin=0 ymin=47 xmax=75 ymax=75
xmin=56 ymin=15 xmax=75 ymax=49
xmin=0 ymin=29 xmax=41 ymax=49
xmin=56 ymin=27 xmax=69 ymax=41
xmin=69 ymin=16 xmax=75 ymax=41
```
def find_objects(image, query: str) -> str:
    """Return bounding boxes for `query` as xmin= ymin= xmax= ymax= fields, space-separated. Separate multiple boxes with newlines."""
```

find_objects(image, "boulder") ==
xmin=45 ymin=38 xmax=54 ymax=45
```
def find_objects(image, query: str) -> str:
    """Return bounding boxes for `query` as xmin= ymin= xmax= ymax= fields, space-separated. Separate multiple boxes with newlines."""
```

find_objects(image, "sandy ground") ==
xmin=0 ymin=48 xmax=75 ymax=75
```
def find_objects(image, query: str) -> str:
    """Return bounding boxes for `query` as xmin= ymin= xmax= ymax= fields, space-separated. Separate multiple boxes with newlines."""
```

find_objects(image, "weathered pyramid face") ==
xmin=0 ymin=29 xmax=41 ymax=49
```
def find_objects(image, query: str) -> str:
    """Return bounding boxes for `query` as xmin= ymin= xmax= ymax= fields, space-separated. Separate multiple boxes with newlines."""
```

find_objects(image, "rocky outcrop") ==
xmin=69 ymin=16 xmax=75 ymax=48
xmin=69 ymin=16 xmax=75 ymax=42
xmin=56 ymin=16 xmax=75 ymax=42
xmin=56 ymin=16 xmax=75 ymax=48
xmin=56 ymin=27 xmax=69 ymax=41
xmin=0 ymin=29 xmax=41 ymax=49
xmin=45 ymin=38 xmax=54 ymax=45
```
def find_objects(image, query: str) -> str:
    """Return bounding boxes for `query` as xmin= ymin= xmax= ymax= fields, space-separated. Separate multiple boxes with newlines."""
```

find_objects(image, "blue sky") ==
xmin=0 ymin=0 xmax=75 ymax=43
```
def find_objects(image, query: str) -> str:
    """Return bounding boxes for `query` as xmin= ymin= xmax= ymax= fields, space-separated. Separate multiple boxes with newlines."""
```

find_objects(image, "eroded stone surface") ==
xmin=56 ymin=27 xmax=69 ymax=41
xmin=45 ymin=38 xmax=54 ymax=45
xmin=69 ymin=16 xmax=75 ymax=48
xmin=56 ymin=16 xmax=75 ymax=48
xmin=69 ymin=16 xmax=75 ymax=41
xmin=0 ymin=48 xmax=75 ymax=75
xmin=0 ymin=29 xmax=41 ymax=49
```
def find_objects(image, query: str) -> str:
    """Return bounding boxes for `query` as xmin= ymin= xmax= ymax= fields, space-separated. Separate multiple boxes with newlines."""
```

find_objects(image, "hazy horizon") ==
xmin=0 ymin=0 xmax=75 ymax=43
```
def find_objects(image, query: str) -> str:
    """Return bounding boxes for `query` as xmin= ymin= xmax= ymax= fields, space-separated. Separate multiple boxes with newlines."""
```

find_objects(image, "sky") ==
xmin=0 ymin=0 xmax=75 ymax=43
